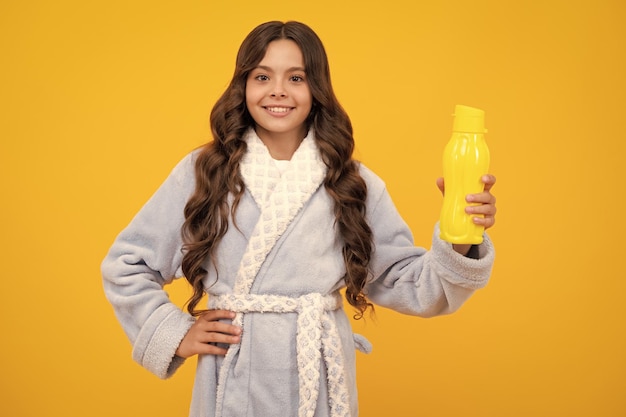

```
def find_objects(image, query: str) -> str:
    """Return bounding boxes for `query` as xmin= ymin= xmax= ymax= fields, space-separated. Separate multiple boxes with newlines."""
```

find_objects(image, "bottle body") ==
xmin=439 ymin=106 xmax=490 ymax=244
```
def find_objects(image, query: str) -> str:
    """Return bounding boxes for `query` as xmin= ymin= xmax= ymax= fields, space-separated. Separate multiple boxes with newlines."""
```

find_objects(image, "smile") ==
xmin=264 ymin=106 xmax=293 ymax=113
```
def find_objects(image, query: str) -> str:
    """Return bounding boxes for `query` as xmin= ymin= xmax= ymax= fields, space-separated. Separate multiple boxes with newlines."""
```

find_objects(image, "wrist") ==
xmin=453 ymin=244 xmax=480 ymax=259
xmin=452 ymin=243 xmax=472 ymax=256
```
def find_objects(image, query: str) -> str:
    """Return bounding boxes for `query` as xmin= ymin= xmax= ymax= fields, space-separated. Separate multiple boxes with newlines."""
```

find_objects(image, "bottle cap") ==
xmin=452 ymin=105 xmax=487 ymax=133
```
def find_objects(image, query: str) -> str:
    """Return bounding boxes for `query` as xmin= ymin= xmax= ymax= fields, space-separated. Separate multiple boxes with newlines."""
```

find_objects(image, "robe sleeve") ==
xmin=362 ymin=167 xmax=495 ymax=317
xmin=101 ymin=153 xmax=197 ymax=379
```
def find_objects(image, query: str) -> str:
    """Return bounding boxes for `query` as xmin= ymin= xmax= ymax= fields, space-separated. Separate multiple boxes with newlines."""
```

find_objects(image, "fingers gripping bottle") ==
xmin=439 ymin=105 xmax=490 ymax=244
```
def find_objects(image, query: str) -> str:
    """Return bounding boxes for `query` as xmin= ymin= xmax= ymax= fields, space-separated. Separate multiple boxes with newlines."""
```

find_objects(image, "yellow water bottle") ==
xmin=439 ymin=105 xmax=490 ymax=244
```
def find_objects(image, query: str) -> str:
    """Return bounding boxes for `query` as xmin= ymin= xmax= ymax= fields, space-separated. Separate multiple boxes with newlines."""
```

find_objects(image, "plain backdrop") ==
xmin=1 ymin=1 xmax=624 ymax=416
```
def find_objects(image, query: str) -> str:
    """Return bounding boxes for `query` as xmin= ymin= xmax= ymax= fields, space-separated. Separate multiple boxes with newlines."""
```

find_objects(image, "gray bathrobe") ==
xmin=101 ymin=129 xmax=495 ymax=417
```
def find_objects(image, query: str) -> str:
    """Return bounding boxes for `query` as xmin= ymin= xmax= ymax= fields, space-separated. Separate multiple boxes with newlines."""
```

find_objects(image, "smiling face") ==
xmin=245 ymin=39 xmax=312 ymax=158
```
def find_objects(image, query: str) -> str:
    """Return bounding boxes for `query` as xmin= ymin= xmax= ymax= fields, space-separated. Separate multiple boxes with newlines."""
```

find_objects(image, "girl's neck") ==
xmin=254 ymin=127 xmax=307 ymax=160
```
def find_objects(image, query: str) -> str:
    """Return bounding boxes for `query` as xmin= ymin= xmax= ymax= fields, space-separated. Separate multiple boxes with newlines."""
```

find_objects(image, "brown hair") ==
xmin=181 ymin=21 xmax=373 ymax=319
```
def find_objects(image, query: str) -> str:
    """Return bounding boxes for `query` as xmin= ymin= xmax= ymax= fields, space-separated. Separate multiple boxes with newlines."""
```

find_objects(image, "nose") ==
xmin=270 ymin=81 xmax=287 ymax=98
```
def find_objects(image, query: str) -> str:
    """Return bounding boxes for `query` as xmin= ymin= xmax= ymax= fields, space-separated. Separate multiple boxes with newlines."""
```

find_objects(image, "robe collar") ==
xmin=235 ymin=128 xmax=327 ymax=295
xmin=239 ymin=128 xmax=327 ymax=210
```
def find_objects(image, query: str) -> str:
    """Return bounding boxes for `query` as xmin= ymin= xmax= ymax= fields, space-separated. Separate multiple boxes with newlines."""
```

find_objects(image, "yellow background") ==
xmin=1 ymin=0 xmax=624 ymax=416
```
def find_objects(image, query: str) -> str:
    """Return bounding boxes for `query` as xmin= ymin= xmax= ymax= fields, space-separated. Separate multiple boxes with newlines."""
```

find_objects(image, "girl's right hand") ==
xmin=175 ymin=310 xmax=242 ymax=358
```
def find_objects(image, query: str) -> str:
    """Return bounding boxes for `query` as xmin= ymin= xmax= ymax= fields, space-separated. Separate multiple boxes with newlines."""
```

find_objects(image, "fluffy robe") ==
xmin=101 ymin=130 xmax=495 ymax=417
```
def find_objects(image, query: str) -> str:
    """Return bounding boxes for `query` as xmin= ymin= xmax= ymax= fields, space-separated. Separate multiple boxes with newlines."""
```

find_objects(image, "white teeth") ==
xmin=267 ymin=107 xmax=290 ymax=113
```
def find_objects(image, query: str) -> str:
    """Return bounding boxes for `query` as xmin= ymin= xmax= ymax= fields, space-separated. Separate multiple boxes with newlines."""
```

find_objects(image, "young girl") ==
xmin=102 ymin=21 xmax=497 ymax=417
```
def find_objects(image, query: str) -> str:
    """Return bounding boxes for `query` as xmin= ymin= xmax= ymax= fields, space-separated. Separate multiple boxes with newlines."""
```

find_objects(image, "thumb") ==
xmin=436 ymin=177 xmax=445 ymax=196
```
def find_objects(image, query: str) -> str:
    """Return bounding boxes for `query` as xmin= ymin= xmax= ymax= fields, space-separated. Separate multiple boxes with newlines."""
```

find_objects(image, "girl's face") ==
xmin=246 ymin=39 xmax=312 ymax=145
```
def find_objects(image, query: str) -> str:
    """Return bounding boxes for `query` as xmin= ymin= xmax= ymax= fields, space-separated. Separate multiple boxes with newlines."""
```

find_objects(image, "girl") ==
xmin=102 ymin=21 xmax=497 ymax=417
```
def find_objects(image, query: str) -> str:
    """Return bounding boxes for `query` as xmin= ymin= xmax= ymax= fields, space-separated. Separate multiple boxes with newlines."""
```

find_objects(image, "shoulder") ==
xmin=356 ymin=162 xmax=394 ymax=215
xmin=168 ymin=149 xmax=200 ymax=185
xmin=357 ymin=162 xmax=387 ymax=197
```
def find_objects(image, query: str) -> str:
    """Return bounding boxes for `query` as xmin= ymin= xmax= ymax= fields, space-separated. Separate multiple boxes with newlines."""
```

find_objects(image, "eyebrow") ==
xmin=255 ymin=65 xmax=306 ymax=72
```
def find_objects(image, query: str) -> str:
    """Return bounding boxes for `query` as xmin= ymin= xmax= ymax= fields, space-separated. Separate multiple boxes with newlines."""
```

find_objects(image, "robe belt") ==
xmin=209 ymin=292 xmax=351 ymax=417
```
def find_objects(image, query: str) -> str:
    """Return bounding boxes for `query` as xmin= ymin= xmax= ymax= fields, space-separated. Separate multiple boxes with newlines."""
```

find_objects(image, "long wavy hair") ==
xmin=181 ymin=21 xmax=373 ymax=319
